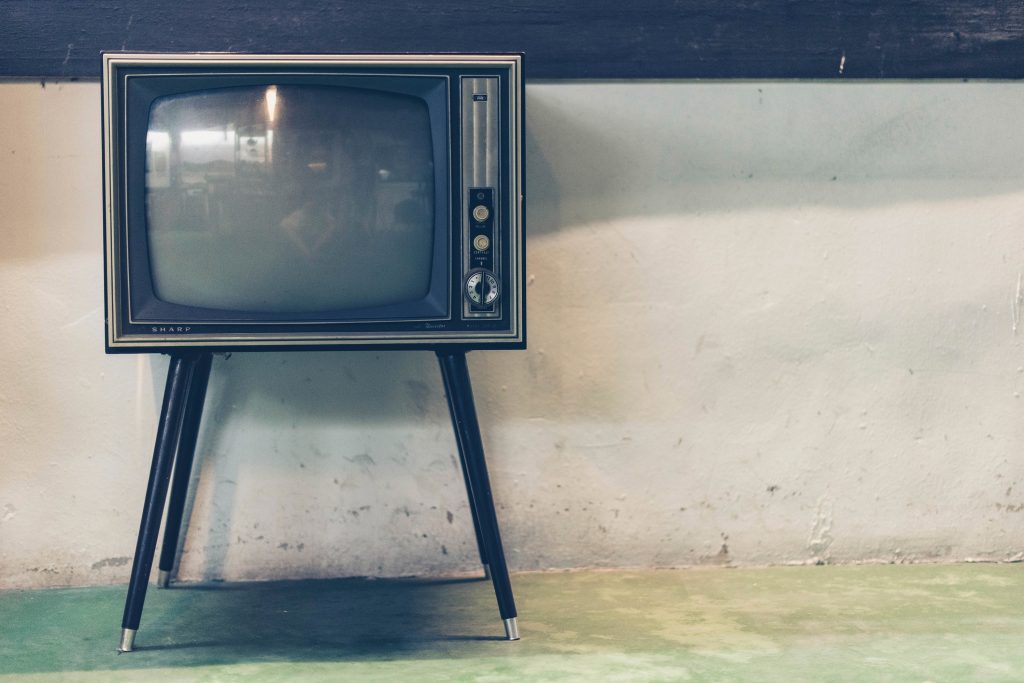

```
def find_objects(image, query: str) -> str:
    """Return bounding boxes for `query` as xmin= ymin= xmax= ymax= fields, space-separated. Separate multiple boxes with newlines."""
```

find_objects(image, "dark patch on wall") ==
xmin=90 ymin=556 xmax=130 ymax=570
xmin=4 ymin=1 xmax=1024 ymax=79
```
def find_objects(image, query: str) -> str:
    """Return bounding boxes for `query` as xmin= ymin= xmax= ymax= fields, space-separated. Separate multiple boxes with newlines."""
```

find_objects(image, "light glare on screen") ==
xmin=265 ymin=85 xmax=278 ymax=122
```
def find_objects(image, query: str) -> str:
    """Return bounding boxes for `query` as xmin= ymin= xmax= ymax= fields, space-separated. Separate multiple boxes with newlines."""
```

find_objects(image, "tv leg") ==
xmin=437 ymin=353 xmax=489 ymax=576
xmin=437 ymin=352 xmax=519 ymax=639
xmin=157 ymin=353 xmax=213 ymax=588
xmin=118 ymin=354 xmax=198 ymax=652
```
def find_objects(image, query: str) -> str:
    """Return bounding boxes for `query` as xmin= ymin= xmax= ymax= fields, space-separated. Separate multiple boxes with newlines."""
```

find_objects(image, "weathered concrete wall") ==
xmin=2 ymin=81 xmax=1023 ymax=589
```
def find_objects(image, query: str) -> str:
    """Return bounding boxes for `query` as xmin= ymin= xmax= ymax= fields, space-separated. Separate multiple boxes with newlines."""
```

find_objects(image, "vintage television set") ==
xmin=102 ymin=53 xmax=524 ymax=651
xmin=104 ymin=53 xmax=523 ymax=349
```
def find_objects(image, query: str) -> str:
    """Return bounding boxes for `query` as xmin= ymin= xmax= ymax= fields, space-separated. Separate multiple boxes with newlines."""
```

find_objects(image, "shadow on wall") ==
xmin=121 ymin=81 xmax=1024 ymax=438
xmin=524 ymin=81 xmax=1024 ymax=233
xmin=133 ymin=81 xmax=1024 ymax=448
xmin=150 ymin=351 xmax=481 ymax=580
xmin=183 ymin=352 xmax=449 ymax=426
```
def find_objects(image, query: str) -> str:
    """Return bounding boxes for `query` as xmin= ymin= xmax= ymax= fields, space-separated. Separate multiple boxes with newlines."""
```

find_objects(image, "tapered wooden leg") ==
xmin=437 ymin=351 xmax=519 ymax=640
xmin=437 ymin=354 xmax=489 ymax=576
xmin=157 ymin=353 xmax=213 ymax=588
xmin=118 ymin=354 xmax=198 ymax=652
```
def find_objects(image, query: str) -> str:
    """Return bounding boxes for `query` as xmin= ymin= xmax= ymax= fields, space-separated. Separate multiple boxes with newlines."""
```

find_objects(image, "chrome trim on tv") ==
xmin=107 ymin=330 xmax=524 ymax=348
xmin=103 ymin=53 xmax=522 ymax=68
xmin=461 ymin=76 xmax=501 ymax=320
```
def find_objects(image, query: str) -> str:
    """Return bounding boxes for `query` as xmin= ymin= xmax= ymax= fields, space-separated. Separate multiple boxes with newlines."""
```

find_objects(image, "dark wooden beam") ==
xmin=4 ymin=0 xmax=1024 ymax=80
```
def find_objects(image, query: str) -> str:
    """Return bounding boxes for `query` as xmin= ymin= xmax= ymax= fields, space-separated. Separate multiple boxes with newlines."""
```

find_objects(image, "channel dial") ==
xmin=465 ymin=269 xmax=500 ymax=306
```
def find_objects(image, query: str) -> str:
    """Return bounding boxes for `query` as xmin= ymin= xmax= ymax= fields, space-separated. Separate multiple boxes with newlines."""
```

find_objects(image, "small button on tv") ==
xmin=473 ymin=234 xmax=491 ymax=251
xmin=472 ymin=205 xmax=490 ymax=222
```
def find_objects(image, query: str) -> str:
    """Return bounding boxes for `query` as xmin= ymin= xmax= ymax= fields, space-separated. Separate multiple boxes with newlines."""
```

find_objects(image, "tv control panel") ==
xmin=461 ymin=77 xmax=501 ymax=319
xmin=464 ymin=187 xmax=499 ymax=311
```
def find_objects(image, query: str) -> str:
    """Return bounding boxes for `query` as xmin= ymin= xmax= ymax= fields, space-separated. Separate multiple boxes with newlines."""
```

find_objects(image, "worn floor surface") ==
xmin=1 ymin=564 xmax=1022 ymax=682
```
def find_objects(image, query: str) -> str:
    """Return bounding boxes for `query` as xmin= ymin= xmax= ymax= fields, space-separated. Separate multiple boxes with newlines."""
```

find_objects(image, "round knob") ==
xmin=465 ymin=269 xmax=500 ymax=306
xmin=473 ymin=234 xmax=491 ymax=251
xmin=472 ymin=205 xmax=491 ymax=222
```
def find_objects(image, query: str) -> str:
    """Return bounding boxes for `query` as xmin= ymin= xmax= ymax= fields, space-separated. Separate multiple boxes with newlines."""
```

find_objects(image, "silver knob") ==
xmin=472 ymin=205 xmax=491 ymax=222
xmin=465 ymin=269 xmax=500 ymax=306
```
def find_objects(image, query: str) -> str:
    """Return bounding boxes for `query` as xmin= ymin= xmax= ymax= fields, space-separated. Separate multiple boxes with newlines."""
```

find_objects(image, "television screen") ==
xmin=145 ymin=85 xmax=436 ymax=313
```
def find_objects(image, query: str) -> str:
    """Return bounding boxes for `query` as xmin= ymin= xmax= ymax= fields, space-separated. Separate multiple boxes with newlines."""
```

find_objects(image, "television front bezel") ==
xmin=102 ymin=52 xmax=524 ymax=352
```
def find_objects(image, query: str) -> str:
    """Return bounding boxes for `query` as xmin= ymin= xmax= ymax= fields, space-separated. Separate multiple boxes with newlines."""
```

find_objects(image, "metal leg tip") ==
xmin=503 ymin=617 xmax=520 ymax=641
xmin=118 ymin=628 xmax=136 ymax=653
xmin=156 ymin=570 xmax=171 ymax=588
xmin=482 ymin=563 xmax=491 ymax=581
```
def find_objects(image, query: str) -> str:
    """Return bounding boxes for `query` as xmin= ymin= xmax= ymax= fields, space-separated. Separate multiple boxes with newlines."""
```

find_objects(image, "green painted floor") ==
xmin=1 ymin=564 xmax=1022 ymax=682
